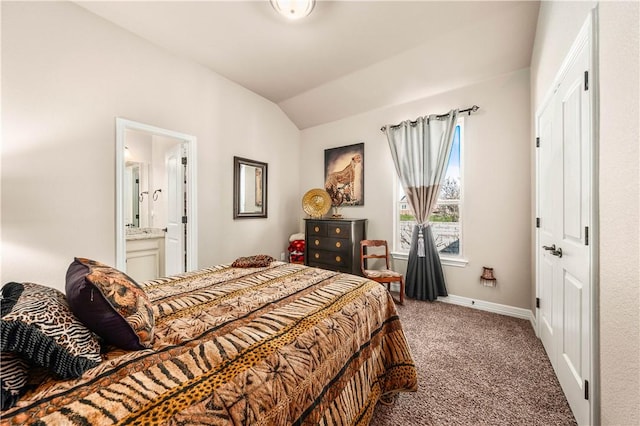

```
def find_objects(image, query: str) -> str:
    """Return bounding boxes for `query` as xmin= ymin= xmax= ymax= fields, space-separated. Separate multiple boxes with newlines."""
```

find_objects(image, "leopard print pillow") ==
xmin=0 ymin=282 xmax=102 ymax=409
xmin=231 ymin=254 xmax=276 ymax=268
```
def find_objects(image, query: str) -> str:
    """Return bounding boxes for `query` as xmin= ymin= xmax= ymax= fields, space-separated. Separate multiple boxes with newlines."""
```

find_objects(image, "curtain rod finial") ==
xmin=466 ymin=105 xmax=479 ymax=116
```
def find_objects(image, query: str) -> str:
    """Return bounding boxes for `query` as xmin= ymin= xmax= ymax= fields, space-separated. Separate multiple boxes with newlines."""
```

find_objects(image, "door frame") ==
xmin=115 ymin=118 xmax=198 ymax=274
xmin=534 ymin=9 xmax=599 ymax=425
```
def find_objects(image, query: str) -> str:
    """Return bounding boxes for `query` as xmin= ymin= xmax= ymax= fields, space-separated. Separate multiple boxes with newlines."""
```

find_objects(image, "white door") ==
xmin=165 ymin=144 xmax=185 ymax=276
xmin=537 ymin=95 xmax=557 ymax=365
xmin=536 ymin=23 xmax=592 ymax=426
xmin=553 ymin=37 xmax=591 ymax=426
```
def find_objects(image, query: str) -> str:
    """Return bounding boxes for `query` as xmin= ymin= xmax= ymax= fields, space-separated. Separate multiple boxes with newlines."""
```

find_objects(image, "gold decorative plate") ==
xmin=302 ymin=188 xmax=331 ymax=218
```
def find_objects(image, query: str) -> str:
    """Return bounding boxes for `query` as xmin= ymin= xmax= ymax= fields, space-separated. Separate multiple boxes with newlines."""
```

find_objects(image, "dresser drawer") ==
xmin=308 ymin=236 xmax=349 ymax=252
xmin=308 ymin=249 xmax=349 ymax=268
xmin=308 ymin=222 xmax=327 ymax=237
xmin=327 ymin=223 xmax=350 ymax=239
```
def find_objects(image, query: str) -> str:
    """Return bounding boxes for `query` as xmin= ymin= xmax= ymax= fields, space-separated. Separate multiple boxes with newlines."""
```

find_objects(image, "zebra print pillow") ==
xmin=0 ymin=282 xmax=102 ymax=409
xmin=0 ymin=352 xmax=28 ymax=410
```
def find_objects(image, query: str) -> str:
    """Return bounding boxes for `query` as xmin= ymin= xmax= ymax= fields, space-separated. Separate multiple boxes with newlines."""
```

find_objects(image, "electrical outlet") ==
xmin=280 ymin=252 xmax=286 ymax=261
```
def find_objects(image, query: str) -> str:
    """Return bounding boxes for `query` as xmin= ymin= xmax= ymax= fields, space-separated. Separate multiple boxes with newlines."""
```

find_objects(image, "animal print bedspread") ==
xmin=1 ymin=262 xmax=417 ymax=425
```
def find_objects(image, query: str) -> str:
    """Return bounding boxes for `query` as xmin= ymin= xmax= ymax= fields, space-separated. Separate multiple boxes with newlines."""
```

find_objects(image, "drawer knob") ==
xmin=335 ymin=242 xmax=341 ymax=248
xmin=314 ymin=226 xmax=320 ymax=232
xmin=314 ymin=253 xmax=320 ymax=259
xmin=335 ymin=228 xmax=341 ymax=234
xmin=315 ymin=239 xmax=320 ymax=246
xmin=335 ymin=256 xmax=341 ymax=262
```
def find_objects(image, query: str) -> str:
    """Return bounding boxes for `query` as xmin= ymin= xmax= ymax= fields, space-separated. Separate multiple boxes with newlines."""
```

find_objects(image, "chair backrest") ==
xmin=360 ymin=240 xmax=390 ymax=273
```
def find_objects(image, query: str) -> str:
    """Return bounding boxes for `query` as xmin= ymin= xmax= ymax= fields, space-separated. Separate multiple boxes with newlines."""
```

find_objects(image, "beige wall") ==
xmin=598 ymin=2 xmax=640 ymax=424
xmin=531 ymin=1 xmax=640 ymax=424
xmin=1 ymin=1 xmax=301 ymax=292
xmin=300 ymin=69 xmax=532 ymax=309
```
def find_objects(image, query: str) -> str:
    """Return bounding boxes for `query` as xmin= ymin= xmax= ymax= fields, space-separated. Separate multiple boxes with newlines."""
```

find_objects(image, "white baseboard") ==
xmin=529 ymin=310 xmax=538 ymax=333
xmin=440 ymin=294 xmax=536 ymax=329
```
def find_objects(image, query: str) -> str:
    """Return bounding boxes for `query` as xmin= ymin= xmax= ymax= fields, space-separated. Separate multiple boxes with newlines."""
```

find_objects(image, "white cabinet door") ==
xmin=126 ymin=238 xmax=163 ymax=283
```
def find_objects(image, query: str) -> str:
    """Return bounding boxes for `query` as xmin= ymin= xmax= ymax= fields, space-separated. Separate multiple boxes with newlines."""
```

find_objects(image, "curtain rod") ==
xmin=380 ymin=105 xmax=480 ymax=132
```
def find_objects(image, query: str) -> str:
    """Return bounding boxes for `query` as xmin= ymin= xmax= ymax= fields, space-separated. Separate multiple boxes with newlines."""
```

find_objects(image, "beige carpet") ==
xmin=372 ymin=299 xmax=577 ymax=425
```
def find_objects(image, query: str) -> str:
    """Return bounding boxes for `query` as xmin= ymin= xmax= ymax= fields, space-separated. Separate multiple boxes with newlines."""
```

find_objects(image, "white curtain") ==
xmin=385 ymin=110 xmax=458 ymax=301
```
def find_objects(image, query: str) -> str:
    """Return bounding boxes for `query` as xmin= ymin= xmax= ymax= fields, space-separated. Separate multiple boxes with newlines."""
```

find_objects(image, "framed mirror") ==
xmin=233 ymin=156 xmax=267 ymax=219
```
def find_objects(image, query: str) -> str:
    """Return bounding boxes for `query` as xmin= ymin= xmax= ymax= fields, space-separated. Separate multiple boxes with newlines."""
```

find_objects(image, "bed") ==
xmin=1 ymin=260 xmax=417 ymax=425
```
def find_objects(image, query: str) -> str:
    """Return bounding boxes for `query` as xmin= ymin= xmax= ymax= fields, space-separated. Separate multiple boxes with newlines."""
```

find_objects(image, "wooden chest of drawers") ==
xmin=304 ymin=218 xmax=367 ymax=276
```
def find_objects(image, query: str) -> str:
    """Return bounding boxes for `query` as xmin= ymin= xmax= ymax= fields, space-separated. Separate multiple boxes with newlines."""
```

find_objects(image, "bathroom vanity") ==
xmin=125 ymin=228 xmax=165 ymax=283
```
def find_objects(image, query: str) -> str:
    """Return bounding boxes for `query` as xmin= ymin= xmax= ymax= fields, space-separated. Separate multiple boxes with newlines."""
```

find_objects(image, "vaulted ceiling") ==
xmin=76 ymin=1 xmax=540 ymax=129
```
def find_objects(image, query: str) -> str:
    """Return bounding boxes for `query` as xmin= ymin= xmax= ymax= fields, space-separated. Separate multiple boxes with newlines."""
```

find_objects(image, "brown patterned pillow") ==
xmin=65 ymin=258 xmax=154 ymax=350
xmin=231 ymin=254 xmax=276 ymax=268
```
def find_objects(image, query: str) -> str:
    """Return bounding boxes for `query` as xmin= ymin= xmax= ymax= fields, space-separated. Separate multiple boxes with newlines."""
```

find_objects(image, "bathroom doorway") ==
xmin=115 ymin=118 xmax=197 ymax=281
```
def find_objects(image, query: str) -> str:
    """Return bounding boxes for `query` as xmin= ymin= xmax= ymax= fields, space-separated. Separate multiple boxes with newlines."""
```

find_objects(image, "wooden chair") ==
xmin=360 ymin=240 xmax=405 ymax=305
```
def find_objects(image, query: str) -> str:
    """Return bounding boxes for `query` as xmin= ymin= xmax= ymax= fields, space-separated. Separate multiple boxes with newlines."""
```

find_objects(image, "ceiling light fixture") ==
xmin=270 ymin=0 xmax=315 ymax=20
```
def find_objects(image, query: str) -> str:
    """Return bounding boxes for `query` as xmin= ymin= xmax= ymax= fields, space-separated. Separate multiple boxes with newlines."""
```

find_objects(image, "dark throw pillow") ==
xmin=231 ymin=254 xmax=276 ymax=268
xmin=65 ymin=258 xmax=154 ymax=350
xmin=0 ymin=282 xmax=102 ymax=409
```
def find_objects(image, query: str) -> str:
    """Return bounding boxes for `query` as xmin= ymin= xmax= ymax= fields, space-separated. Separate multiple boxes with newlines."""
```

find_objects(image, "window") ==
xmin=394 ymin=121 xmax=465 ymax=264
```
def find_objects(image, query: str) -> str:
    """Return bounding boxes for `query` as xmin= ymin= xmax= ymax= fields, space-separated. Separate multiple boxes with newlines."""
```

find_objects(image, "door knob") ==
xmin=542 ymin=244 xmax=556 ymax=251
xmin=551 ymin=247 xmax=563 ymax=258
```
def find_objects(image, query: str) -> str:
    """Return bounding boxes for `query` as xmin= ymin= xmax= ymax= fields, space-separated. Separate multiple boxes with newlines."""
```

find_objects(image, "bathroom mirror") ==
xmin=233 ymin=156 xmax=267 ymax=219
xmin=124 ymin=161 xmax=150 ymax=228
xmin=124 ymin=163 xmax=140 ymax=228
